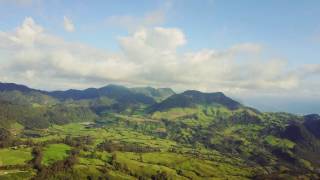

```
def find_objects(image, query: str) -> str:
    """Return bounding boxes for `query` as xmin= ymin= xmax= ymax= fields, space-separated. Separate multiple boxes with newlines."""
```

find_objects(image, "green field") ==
xmin=0 ymin=170 xmax=35 ymax=180
xmin=114 ymin=152 xmax=252 ymax=179
xmin=0 ymin=107 xmax=319 ymax=179
xmin=5 ymin=120 xmax=254 ymax=179
xmin=42 ymin=144 xmax=71 ymax=166
xmin=0 ymin=148 xmax=32 ymax=166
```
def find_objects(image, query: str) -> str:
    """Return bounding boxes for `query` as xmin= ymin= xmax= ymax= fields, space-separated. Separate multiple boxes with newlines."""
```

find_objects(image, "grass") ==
xmin=72 ymin=165 xmax=105 ymax=179
xmin=0 ymin=109 xmax=283 ymax=179
xmin=30 ymin=134 xmax=66 ymax=143
xmin=9 ymin=123 xmax=24 ymax=135
xmin=114 ymin=152 xmax=253 ymax=179
xmin=152 ymin=108 xmax=198 ymax=120
xmin=141 ymin=152 xmax=252 ymax=178
xmin=50 ymin=123 xmax=177 ymax=150
xmin=0 ymin=148 xmax=32 ymax=166
xmin=42 ymin=144 xmax=71 ymax=165
xmin=73 ymin=165 xmax=136 ymax=180
xmin=0 ymin=170 xmax=35 ymax=180
xmin=106 ymin=170 xmax=136 ymax=180
xmin=0 ymin=93 xmax=317 ymax=180
xmin=43 ymin=122 xmax=254 ymax=179
xmin=115 ymin=152 xmax=186 ymax=179
xmin=51 ymin=123 xmax=86 ymax=135
xmin=265 ymin=135 xmax=295 ymax=149
xmin=78 ymin=157 xmax=105 ymax=166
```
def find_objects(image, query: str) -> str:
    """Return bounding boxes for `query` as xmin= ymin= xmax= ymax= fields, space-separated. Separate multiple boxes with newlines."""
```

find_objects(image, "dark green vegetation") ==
xmin=0 ymin=82 xmax=319 ymax=179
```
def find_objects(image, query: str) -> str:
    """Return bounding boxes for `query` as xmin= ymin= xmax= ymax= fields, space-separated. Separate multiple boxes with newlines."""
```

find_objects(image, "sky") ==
xmin=0 ymin=0 xmax=320 ymax=114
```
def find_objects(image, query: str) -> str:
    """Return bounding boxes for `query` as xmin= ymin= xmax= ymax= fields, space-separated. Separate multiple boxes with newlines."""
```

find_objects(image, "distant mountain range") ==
xmin=0 ymin=82 xmax=248 ymax=114
xmin=0 ymin=82 xmax=174 ymax=104
xmin=0 ymin=81 xmax=248 ymax=129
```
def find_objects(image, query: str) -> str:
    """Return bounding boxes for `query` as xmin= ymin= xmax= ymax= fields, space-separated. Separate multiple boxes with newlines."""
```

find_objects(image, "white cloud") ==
xmin=299 ymin=64 xmax=320 ymax=77
xmin=12 ymin=17 xmax=43 ymax=46
xmin=0 ymin=17 xmax=319 ymax=98
xmin=63 ymin=16 xmax=75 ymax=32
xmin=119 ymin=27 xmax=186 ymax=61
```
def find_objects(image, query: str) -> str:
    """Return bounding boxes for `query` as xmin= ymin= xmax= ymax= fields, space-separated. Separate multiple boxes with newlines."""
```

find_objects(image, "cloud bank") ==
xmin=0 ymin=17 xmax=319 ymax=98
xmin=63 ymin=16 xmax=75 ymax=32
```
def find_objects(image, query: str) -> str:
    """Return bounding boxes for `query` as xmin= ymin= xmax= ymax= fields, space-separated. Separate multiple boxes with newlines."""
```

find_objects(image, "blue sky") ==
xmin=0 ymin=0 xmax=320 ymax=114
xmin=1 ymin=0 xmax=320 ymax=62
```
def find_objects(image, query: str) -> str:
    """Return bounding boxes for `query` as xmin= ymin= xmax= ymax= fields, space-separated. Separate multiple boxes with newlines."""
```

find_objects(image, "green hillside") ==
xmin=130 ymin=87 xmax=175 ymax=102
xmin=0 ymin=82 xmax=319 ymax=179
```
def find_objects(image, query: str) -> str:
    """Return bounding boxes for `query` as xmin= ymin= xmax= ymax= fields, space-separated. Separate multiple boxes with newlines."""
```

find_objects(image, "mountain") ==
xmin=303 ymin=114 xmax=320 ymax=138
xmin=0 ymin=82 xmax=320 ymax=179
xmin=0 ymin=82 xmax=98 ymax=129
xmin=0 ymin=82 xmax=57 ymax=105
xmin=278 ymin=115 xmax=320 ymax=168
xmin=49 ymin=84 xmax=156 ymax=105
xmin=281 ymin=114 xmax=320 ymax=144
xmin=130 ymin=87 xmax=175 ymax=101
xmin=0 ymin=82 xmax=39 ymax=93
xmin=149 ymin=90 xmax=242 ymax=112
xmin=0 ymin=82 xmax=156 ymax=105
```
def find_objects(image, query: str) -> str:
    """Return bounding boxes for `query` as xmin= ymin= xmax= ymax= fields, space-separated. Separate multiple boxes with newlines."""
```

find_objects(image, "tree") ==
xmin=31 ymin=146 xmax=43 ymax=171
xmin=151 ymin=171 xmax=168 ymax=180
xmin=0 ymin=128 xmax=12 ymax=147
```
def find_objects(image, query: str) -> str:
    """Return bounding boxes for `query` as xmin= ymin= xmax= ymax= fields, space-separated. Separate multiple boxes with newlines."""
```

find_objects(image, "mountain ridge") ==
xmin=0 ymin=81 xmax=320 ymax=178
xmin=0 ymin=82 xmax=242 ymax=111
xmin=149 ymin=89 xmax=242 ymax=112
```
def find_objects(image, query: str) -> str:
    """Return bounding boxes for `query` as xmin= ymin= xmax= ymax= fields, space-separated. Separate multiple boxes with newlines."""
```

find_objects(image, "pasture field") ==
xmin=0 ymin=148 xmax=32 ymax=166
xmin=42 ymin=144 xmax=71 ymax=165
xmin=0 ymin=110 xmax=307 ymax=179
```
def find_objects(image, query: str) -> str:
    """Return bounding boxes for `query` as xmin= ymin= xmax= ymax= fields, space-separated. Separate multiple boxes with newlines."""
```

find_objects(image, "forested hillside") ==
xmin=0 ymin=82 xmax=319 ymax=179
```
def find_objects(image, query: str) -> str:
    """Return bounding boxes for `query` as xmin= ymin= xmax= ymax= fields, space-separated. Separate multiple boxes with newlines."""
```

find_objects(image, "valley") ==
xmin=0 ymin=83 xmax=319 ymax=179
